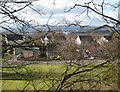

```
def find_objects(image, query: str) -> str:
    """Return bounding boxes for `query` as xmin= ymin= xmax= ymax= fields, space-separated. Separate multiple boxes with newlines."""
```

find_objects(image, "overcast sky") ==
xmin=27 ymin=0 xmax=119 ymax=26
xmin=0 ymin=0 xmax=120 ymax=28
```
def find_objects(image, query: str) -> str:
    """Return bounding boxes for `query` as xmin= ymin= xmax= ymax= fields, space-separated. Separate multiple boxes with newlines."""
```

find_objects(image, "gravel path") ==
xmin=2 ymin=58 xmax=107 ymax=68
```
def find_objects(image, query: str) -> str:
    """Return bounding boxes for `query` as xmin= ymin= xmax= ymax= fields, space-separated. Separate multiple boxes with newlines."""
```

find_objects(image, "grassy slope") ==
xmin=2 ymin=64 xmax=66 ymax=90
xmin=1 ymin=63 xmax=117 ymax=90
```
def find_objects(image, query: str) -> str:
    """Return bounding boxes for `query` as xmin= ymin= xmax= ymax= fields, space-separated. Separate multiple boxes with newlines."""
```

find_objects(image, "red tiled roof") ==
xmin=87 ymin=45 xmax=96 ymax=52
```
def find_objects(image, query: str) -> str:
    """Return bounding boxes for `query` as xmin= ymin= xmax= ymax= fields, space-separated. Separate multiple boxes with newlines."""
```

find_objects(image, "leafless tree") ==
xmin=1 ymin=0 xmax=120 ymax=92
xmin=54 ymin=0 xmax=120 ymax=91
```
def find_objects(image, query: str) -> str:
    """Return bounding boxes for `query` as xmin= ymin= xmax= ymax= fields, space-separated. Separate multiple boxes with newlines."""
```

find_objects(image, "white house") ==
xmin=97 ymin=36 xmax=108 ymax=45
xmin=75 ymin=36 xmax=82 ymax=45
xmin=44 ymin=36 xmax=49 ymax=45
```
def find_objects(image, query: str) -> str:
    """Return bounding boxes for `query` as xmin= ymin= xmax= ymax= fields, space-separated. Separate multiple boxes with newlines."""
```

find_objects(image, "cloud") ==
xmin=0 ymin=0 xmax=119 ymax=26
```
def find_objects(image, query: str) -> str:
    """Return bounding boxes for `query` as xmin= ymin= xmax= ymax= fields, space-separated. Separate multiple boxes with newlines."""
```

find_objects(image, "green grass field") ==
xmin=2 ymin=64 xmax=67 ymax=90
xmin=1 ymin=63 xmax=117 ymax=90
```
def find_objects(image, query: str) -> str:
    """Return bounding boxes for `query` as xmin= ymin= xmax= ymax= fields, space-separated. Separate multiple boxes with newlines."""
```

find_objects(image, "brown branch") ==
xmin=66 ymin=4 xmax=120 ymax=24
xmin=55 ymin=60 xmax=110 ymax=91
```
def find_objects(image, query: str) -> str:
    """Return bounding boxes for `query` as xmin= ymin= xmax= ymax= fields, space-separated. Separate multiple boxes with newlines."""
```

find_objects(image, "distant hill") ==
xmin=0 ymin=24 xmax=119 ymax=35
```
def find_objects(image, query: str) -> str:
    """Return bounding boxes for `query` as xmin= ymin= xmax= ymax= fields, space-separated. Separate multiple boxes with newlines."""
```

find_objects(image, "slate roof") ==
xmin=6 ymin=34 xmax=23 ymax=41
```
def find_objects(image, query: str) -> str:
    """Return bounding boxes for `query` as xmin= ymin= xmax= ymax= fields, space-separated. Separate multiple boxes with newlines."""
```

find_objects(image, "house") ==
xmin=22 ymin=51 xmax=33 ymax=58
xmin=46 ymin=31 xmax=66 ymax=43
xmin=2 ymin=33 xmax=25 ymax=55
xmin=1 ymin=28 xmax=113 ymax=60
xmin=79 ymin=35 xmax=94 ymax=44
xmin=43 ymin=32 xmax=66 ymax=59
xmin=65 ymin=31 xmax=114 ymax=59
xmin=66 ymin=33 xmax=95 ymax=45
xmin=75 ymin=36 xmax=81 ymax=45
xmin=96 ymin=36 xmax=108 ymax=45
xmin=3 ymin=33 xmax=25 ymax=45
